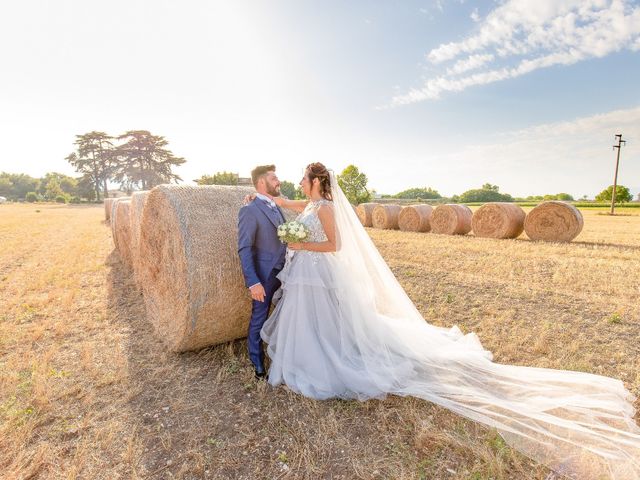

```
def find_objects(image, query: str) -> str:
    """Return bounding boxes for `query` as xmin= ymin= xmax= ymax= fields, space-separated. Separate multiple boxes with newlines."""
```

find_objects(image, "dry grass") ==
xmin=1 ymin=203 xmax=638 ymax=479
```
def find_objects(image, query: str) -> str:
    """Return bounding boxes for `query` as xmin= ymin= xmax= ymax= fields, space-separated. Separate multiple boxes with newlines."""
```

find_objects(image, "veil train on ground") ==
xmin=326 ymin=171 xmax=640 ymax=479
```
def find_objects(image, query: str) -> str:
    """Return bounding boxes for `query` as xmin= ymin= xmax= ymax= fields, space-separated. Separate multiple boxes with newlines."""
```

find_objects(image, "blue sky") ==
xmin=0 ymin=0 xmax=639 ymax=198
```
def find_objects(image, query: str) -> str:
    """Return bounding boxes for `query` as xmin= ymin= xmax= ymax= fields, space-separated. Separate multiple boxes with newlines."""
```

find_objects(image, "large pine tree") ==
xmin=114 ymin=130 xmax=185 ymax=190
xmin=66 ymin=131 xmax=115 ymax=201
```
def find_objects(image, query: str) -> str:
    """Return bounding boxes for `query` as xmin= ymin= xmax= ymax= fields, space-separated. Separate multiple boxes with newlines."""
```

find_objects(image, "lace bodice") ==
xmin=296 ymin=199 xmax=332 ymax=243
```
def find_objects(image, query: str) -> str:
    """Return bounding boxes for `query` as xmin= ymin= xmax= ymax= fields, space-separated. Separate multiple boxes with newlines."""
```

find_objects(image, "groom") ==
xmin=237 ymin=165 xmax=287 ymax=379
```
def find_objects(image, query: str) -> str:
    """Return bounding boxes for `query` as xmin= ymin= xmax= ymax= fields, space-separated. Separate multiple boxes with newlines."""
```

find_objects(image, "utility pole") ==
xmin=610 ymin=134 xmax=626 ymax=215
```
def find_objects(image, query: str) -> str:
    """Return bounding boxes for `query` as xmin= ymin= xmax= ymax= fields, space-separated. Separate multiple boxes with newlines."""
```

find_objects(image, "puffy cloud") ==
xmin=393 ymin=0 xmax=640 ymax=105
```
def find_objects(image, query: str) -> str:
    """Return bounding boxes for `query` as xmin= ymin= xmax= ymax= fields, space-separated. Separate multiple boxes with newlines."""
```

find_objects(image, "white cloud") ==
xmin=470 ymin=7 xmax=480 ymax=22
xmin=393 ymin=0 xmax=640 ymax=105
xmin=446 ymin=53 xmax=494 ymax=74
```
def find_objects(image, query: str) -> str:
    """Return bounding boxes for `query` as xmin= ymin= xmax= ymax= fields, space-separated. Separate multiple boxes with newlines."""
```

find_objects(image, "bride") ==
xmin=259 ymin=162 xmax=640 ymax=479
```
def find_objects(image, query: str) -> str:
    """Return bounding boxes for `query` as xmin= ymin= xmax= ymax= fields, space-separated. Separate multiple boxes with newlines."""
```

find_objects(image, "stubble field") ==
xmin=1 ymin=203 xmax=639 ymax=479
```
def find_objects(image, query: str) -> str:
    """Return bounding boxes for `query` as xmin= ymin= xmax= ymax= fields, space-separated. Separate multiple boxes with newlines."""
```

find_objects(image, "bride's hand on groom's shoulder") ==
xmin=243 ymin=193 xmax=257 ymax=205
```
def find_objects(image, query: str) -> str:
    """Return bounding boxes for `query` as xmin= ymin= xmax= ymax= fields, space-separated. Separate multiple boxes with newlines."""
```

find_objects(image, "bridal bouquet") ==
xmin=277 ymin=220 xmax=309 ymax=244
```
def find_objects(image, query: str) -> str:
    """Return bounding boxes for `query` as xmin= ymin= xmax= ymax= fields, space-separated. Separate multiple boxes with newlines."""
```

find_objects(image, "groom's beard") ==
xmin=266 ymin=184 xmax=280 ymax=197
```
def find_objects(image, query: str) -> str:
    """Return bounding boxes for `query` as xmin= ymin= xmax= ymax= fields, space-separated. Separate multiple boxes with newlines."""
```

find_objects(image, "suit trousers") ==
xmin=247 ymin=268 xmax=282 ymax=371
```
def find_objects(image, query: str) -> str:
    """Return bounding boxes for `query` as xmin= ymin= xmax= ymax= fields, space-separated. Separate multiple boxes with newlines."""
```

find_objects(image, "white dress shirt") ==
xmin=255 ymin=192 xmax=277 ymax=209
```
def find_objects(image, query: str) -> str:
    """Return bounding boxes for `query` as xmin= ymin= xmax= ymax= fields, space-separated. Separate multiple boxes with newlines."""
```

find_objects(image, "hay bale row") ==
xmin=137 ymin=184 xmax=254 ymax=352
xmin=524 ymin=201 xmax=583 ymax=242
xmin=360 ymin=201 xmax=582 ymax=242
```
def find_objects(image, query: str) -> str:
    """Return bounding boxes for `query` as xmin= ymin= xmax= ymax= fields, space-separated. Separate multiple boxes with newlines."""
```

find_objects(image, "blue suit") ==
xmin=237 ymin=199 xmax=287 ymax=371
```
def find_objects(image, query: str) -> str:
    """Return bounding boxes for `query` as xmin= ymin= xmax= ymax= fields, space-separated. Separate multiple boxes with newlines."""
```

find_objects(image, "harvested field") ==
xmin=1 ymin=203 xmax=638 ymax=479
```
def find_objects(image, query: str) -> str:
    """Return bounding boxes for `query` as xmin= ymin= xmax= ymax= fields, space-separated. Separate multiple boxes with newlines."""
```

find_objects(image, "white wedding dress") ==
xmin=260 ymin=173 xmax=640 ymax=479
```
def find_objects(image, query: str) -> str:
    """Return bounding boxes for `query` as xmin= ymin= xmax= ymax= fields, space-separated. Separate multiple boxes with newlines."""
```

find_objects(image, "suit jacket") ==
xmin=237 ymin=199 xmax=287 ymax=288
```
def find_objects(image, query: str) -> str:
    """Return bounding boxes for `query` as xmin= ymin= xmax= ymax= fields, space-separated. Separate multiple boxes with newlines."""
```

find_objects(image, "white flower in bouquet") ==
xmin=277 ymin=220 xmax=309 ymax=243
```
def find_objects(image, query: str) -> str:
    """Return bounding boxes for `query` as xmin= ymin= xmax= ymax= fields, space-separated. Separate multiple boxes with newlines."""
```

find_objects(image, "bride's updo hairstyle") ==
xmin=305 ymin=162 xmax=333 ymax=201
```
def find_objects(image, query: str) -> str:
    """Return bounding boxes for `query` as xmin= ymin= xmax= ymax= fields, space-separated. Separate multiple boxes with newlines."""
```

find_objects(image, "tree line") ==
xmin=0 ymin=145 xmax=634 ymax=204
xmin=193 ymin=165 xmax=634 ymax=205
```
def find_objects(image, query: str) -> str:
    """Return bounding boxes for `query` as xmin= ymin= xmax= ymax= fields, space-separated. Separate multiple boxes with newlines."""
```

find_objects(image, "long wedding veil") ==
xmin=328 ymin=171 xmax=640 ymax=479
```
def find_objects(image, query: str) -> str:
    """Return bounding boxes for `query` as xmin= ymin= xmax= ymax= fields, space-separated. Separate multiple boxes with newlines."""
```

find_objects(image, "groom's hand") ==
xmin=249 ymin=283 xmax=266 ymax=302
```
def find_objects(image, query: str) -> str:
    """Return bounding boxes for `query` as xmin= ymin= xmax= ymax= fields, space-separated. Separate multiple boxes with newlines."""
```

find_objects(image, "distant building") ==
xmin=238 ymin=176 xmax=253 ymax=186
xmin=0 ymin=196 xmax=6 ymax=203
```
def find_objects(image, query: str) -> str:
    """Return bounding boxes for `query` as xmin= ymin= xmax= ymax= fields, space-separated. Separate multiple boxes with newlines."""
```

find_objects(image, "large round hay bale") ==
xmin=104 ymin=198 xmax=115 ymax=221
xmin=138 ymin=184 xmax=255 ymax=352
xmin=355 ymin=203 xmax=380 ymax=227
xmin=431 ymin=204 xmax=472 ymax=235
xmin=472 ymin=203 xmax=525 ymax=239
xmin=110 ymin=197 xmax=130 ymax=229
xmin=524 ymin=201 xmax=584 ymax=242
xmin=111 ymin=200 xmax=133 ymax=269
xmin=109 ymin=197 xmax=129 ymax=240
xmin=398 ymin=204 xmax=433 ymax=232
xmin=129 ymin=191 xmax=150 ymax=279
xmin=372 ymin=204 xmax=402 ymax=229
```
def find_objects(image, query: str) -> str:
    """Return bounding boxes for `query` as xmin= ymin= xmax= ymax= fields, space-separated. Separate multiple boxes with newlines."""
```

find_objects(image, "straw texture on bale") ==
xmin=138 ymin=184 xmax=255 ymax=352
xmin=471 ymin=202 xmax=525 ymax=239
xmin=355 ymin=203 xmax=380 ymax=227
xmin=129 ymin=191 xmax=150 ymax=280
xmin=111 ymin=200 xmax=133 ymax=269
xmin=104 ymin=198 xmax=115 ymax=221
xmin=524 ymin=201 xmax=584 ymax=242
xmin=398 ymin=204 xmax=433 ymax=232
xmin=431 ymin=204 xmax=473 ymax=235
xmin=109 ymin=197 xmax=130 ymax=229
xmin=372 ymin=204 xmax=402 ymax=229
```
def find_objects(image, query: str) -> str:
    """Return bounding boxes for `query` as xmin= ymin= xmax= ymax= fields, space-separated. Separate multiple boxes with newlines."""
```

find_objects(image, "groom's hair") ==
xmin=251 ymin=164 xmax=276 ymax=187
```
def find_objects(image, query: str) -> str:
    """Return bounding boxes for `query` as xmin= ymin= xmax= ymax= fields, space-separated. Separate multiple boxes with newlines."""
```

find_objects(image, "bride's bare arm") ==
xmin=273 ymin=196 xmax=308 ymax=213
xmin=289 ymin=204 xmax=336 ymax=253
xmin=242 ymin=193 xmax=308 ymax=212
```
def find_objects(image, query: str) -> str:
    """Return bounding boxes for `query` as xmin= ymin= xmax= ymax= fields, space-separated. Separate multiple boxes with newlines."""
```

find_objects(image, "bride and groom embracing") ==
xmin=237 ymin=162 xmax=640 ymax=479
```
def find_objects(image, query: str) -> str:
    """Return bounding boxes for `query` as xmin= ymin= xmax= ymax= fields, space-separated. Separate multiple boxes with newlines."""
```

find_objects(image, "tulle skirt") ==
xmin=262 ymin=250 xmax=497 ymax=400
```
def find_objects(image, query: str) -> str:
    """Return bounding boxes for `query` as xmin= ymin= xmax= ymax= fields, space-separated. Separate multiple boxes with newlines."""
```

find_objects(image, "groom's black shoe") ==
xmin=254 ymin=368 xmax=267 ymax=380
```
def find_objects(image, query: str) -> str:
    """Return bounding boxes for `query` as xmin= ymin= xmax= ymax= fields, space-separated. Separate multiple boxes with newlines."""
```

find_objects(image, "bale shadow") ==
xmin=569 ymin=240 xmax=640 ymax=251
xmin=105 ymin=248 xmax=273 ymax=478
xmin=487 ymin=235 xmax=640 ymax=252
